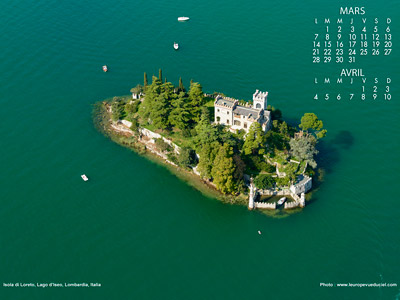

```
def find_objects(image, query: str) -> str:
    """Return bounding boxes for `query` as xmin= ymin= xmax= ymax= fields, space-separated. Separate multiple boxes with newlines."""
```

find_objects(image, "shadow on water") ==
xmin=331 ymin=130 xmax=355 ymax=150
xmin=313 ymin=130 xmax=355 ymax=191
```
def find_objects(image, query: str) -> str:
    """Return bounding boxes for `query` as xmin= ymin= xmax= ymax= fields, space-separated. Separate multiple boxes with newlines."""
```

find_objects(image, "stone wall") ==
xmin=258 ymin=188 xmax=290 ymax=196
xmin=284 ymin=193 xmax=305 ymax=209
xmin=139 ymin=128 xmax=180 ymax=154
xmin=254 ymin=202 xmax=276 ymax=209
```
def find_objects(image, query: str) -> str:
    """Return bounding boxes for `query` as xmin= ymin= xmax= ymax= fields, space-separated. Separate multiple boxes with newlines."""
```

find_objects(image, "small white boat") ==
xmin=102 ymin=65 xmax=108 ymax=72
xmin=173 ymin=42 xmax=179 ymax=50
xmin=178 ymin=16 xmax=189 ymax=21
xmin=81 ymin=174 xmax=89 ymax=181
xmin=258 ymin=230 xmax=262 ymax=235
xmin=277 ymin=197 xmax=286 ymax=205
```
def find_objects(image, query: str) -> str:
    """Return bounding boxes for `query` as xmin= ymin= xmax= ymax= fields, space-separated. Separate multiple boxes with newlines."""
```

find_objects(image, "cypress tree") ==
xmin=159 ymin=69 xmax=162 ymax=82
xmin=188 ymin=82 xmax=205 ymax=123
xmin=144 ymin=72 xmax=148 ymax=87
xmin=165 ymin=77 xmax=167 ymax=83
xmin=179 ymin=77 xmax=184 ymax=92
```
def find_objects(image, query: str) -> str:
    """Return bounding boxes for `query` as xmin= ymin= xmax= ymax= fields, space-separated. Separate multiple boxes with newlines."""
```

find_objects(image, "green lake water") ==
xmin=0 ymin=0 xmax=399 ymax=299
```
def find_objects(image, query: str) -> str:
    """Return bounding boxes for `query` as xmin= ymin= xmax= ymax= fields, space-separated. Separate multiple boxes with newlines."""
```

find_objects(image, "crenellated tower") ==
xmin=253 ymin=90 xmax=268 ymax=110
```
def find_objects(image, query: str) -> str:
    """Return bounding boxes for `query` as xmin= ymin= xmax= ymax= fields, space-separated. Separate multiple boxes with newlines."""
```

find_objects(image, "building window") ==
xmin=227 ymin=111 xmax=229 ymax=114
xmin=244 ymin=123 xmax=247 ymax=129
xmin=217 ymin=109 xmax=220 ymax=112
xmin=256 ymin=103 xmax=261 ymax=109
xmin=234 ymin=120 xmax=241 ymax=126
xmin=216 ymin=116 xmax=220 ymax=123
xmin=227 ymin=119 xmax=229 ymax=124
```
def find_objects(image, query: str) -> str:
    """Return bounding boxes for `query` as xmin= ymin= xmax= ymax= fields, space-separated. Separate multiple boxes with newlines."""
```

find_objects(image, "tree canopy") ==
xmin=299 ymin=113 xmax=327 ymax=139
xmin=211 ymin=144 xmax=237 ymax=194
xmin=242 ymin=122 xmax=266 ymax=155
xmin=188 ymin=82 xmax=205 ymax=122
xmin=169 ymin=92 xmax=191 ymax=130
xmin=254 ymin=174 xmax=275 ymax=189
xmin=289 ymin=135 xmax=319 ymax=168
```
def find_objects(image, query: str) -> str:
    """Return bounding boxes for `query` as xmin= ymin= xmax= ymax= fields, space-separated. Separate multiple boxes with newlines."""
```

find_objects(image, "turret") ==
xmin=253 ymin=89 xmax=268 ymax=110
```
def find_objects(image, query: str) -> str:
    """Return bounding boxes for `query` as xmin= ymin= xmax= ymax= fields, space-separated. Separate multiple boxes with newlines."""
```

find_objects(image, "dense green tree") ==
xmin=279 ymin=121 xmax=289 ymax=136
xmin=139 ymin=76 xmax=162 ymax=121
xmin=299 ymin=113 xmax=327 ymax=139
xmin=289 ymin=135 xmax=319 ymax=168
xmin=211 ymin=144 xmax=237 ymax=194
xmin=265 ymin=131 xmax=287 ymax=151
xmin=194 ymin=108 xmax=218 ymax=147
xmin=242 ymin=122 xmax=266 ymax=155
xmin=218 ymin=126 xmax=242 ymax=150
xmin=178 ymin=147 xmax=196 ymax=168
xmin=124 ymin=102 xmax=137 ymax=119
xmin=111 ymin=97 xmax=123 ymax=121
xmin=169 ymin=92 xmax=191 ymax=130
xmin=233 ymin=154 xmax=245 ymax=182
xmin=197 ymin=142 xmax=219 ymax=178
xmin=254 ymin=174 xmax=275 ymax=189
xmin=130 ymin=117 xmax=139 ymax=133
xmin=150 ymin=92 xmax=171 ymax=129
xmin=272 ymin=120 xmax=280 ymax=131
xmin=188 ymin=82 xmax=205 ymax=122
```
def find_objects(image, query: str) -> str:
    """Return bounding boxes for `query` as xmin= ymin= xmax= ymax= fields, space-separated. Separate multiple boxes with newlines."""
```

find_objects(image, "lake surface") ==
xmin=0 ymin=0 xmax=399 ymax=299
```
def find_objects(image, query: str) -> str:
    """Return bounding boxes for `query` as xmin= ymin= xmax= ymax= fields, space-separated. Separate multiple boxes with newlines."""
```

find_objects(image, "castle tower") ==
xmin=253 ymin=89 xmax=268 ymax=110
xmin=300 ymin=193 xmax=306 ymax=207
xmin=248 ymin=178 xmax=255 ymax=210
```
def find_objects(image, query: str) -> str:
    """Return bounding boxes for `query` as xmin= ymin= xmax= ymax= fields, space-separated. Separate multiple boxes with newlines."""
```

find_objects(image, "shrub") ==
xmin=254 ymin=174 xmax=275 ymax=189
xmin=154 ymin=138 xmax=172 ymax=152
xmin=167 ymin=153 xmax=178 ymax=165
xmin=275 ymin=176 xmax=290 ymax=187
xmin=263 ymin=163 xmax=275 ymax=173
xmin=190 ymin=128 xmax=197 ymax=137
xmin=111 ymin=99 xmax=123 ymax=121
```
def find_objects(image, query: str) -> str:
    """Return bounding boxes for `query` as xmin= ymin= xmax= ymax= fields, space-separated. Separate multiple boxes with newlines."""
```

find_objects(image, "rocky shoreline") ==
xmin=93 ymin=100 xmax=248 ymax=206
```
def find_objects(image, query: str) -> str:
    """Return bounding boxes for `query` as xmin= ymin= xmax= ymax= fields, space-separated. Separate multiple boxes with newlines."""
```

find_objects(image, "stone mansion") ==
xmin=214 ymin=90 xmax=271 ymax=132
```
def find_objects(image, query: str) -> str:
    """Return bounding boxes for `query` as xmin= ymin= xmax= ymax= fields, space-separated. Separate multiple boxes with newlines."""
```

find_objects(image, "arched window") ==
xmin=216 ymin=116 xmax=220 ymax=122
xmin=256 ymin=103 xmax=261 ymax=109
xmin=234 ymin=120 xmax=241 ymax=126
xmin=227 ymin=119 xmax=229 ymax=124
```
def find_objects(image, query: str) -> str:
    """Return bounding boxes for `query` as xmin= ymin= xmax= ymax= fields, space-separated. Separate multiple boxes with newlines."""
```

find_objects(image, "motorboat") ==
xmin=173 ymin=42 xmax=179 ymax=50
xmin=277 ymin=197 xmax=286 ymax=205
xmin=102 ymin=65 xmax=108 ymax=72
xmin=81 ymin=174 xmax=89 ymax=181
xmin=178 ymin=17 xmax=189 ymax=21
xmin=258 ymin=230 xmax=262 ymax=235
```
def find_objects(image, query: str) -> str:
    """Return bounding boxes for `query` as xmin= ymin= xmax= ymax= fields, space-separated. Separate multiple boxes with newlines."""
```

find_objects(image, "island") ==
xmin=93 ymin=69 xmax=327 ymax=212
